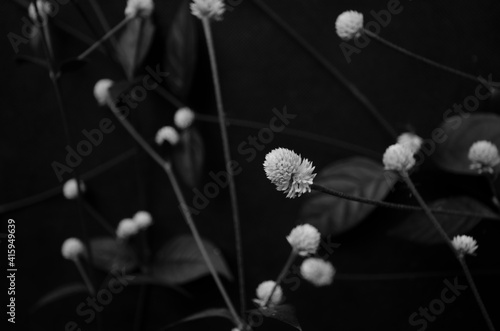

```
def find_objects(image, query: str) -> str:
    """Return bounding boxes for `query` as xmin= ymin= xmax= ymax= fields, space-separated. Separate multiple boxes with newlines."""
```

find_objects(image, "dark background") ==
xmin=1 ymin=0 xmax=500 ymax=330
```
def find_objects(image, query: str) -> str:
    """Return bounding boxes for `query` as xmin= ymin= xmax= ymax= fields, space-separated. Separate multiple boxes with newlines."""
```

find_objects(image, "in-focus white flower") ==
xmin=452 ymin=235 xmax=478 ymax=257
xmin=263 ymin=148 xmax=316 ymax=198
xmin=190 ymin=0 xmax=225 ymax=21
xmin=63 ymin=179 xmax=85 ymax=200
xmin=93 ymin=79 xmax=114 ymax=106
xmin=133 ymin=210 xmax=153 ymax=229
xmin=397 ymin=132 xmax=423 ymax=155
xmin=155 ymin=126 xmax=180 ymax=146
xmin=287 ymin=224 xmax=321 ymax=256
xmin=468 ymin=140 xmax=500 ymax=174
xmin=116 ymin=218 xmax=140 ymax=239
xmin=335 ymin=11 xmax=364 ymax=40
xmin=61 ymin=237 xmax=86 ymax=261
xmin=28 ymin=0 xmax=53 ymax=22
xmin=174 ymin=107 xmax=195 ymax=130
xmin=300 ymin=258 xmax=335 ymax=287
xmin=253 ymin=280 xmax=283 ymax=307
xmin=383 ymin=143 xmax=416 ymax=172
xmin=125 ymin=0 xmax=155 ymax=18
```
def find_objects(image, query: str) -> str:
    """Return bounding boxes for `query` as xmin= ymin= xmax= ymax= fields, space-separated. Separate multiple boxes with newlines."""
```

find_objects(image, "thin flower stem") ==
xmin=105 ymin=99 xmax=244 ymax=329
xmin=81 ymin=200 xmax=116 ymax=236
xmin=264 ymin=250 xmax=297 ymax=307
xmin=201 ymin=17 xmax=246 ymax=316
xmin=75 ymin=258 xmax=95 ymax=296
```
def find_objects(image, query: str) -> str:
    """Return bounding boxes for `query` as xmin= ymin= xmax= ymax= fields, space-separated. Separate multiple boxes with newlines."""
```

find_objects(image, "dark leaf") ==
xmin=173 ymin=128 xmax=205 ymax=187
xmin=127 ymin=274 xmax=192 ymax=297
xmin=161 ymin=308 xmax=233 ymax=330
xmin=432 ymin=113 xmax=500 ymax=174
xmin=89 ymin=237 xmax=138 ymax=272
xmin=31 ymin=283 xmax=88 ymax=312
xmin=15 ymin=54 xmax=48 ymax=68
xmin=387 ymin=196 xmax=497 ymax=244
xmin=299 ymin=157 xmax=397 ymax=235
xmin=248 ymin=305 xmax=302 ymax=331
xmin=151 ymin=235 xmax=232 ymax=285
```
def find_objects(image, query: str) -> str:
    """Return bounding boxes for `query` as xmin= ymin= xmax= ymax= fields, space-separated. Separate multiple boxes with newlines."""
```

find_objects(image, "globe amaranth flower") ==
xmin=253 ymin=280 xmax=283 ymax=307
xmin=93 ymin=79 xmax=114 ymax=106
xmin=287 ymin=224 xmax=321 ymax=256
xmin=468 ymin=140 xmax=500 ymax=174
xmin=174 ymin=107 xmax=195 ymax=130
xmin=61 ymin=238 xmax=86 ymax=261
xmin=190 ymin=0 xmax=225 ymax=21
xmin=397 ymin=132 xmax=423 ymax=154
xmin=300 ymin=258 xmax=335 ymax=287
xmin=156 ymin=126 xmax=180 ymax=146
xmin=263 ymin=148 xmax=316 ymax=198
xmin=28 ymin=0 xmax=53 ymax=22
xmin=63 ymin=179 xmax=86 ymax=200
xmin=125 ymin=0 xmax=155 ymax=18
xmin=383 ymin=143 xmax=416 ymax=172
xmin=335 ymin=11 xmax=364 ymax=40
xmin=133 ymin=210 xmax=153 ymax=229
xmin=116 ymin=218 xmax=140 ymax=239
xmin=452 ymin=235 xmax=478 ymax=257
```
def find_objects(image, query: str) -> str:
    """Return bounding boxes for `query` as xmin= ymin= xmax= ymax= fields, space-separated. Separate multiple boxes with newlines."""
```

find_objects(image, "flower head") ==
xmin=335 ymin=11 xmax=364 ymax=40
xmin=300 ymin=258 xmax=335 ymax=286
xmin=253 ymin=280 xmax=283 ymax=307
xmin=287 ymin=224 xmax=321 ymax=256
xmin=452 ymin=235 xmax=478 ymax=257
xmin=174 ymin=107 xmax=195 ymax=130
xmin=28 ymin=0 xmax=53 ymax=22
xmin=383 ymin=143 xmax=416 ymax=172
xmin=397 ymin=132 xmax=423 ymax=154
xmin=61 ymin=237 xmax=86 ymax=261
xmin=468 ymin=140 xmax=500 ymax=174
xmin=125 ymin=0 xmax=155 ymax=18
xmin=133 ymin=210 xmax=153 ymax=229
xmin=263 ymin=148 xmax=316 ymax=198
xmin=116 ymin=218 xmax=140 ymax=239
xmin=93 ymin=79 xmax=114 ymax=106
xmin=155 ymin=126 xmax=180 ymax=146
xmin=190 ymin=0 xmax=225 ymax=21
xmin=63 ymin=179 xmax=85 ymax=200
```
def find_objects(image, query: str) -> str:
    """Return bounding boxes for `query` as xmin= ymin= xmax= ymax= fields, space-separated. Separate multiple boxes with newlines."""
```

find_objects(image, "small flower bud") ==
xmin=383 ymin=143 xmax=416 ymax=172
xmin=174 ymin=107 xmax=195 ymax=130
xmin=133 ymin=210 xmax=153 ymax=229
xmin=468 ymin=140 xmax=500 ymax=174
xmin=155 ymin=126 xmax=180 ymax=146
xmin=63 ymin=179 xmax=86 ymax=200
xmin=397 ymin=132 xmax=423 ymax=154
xmin=300 ymin=258 xmax=335 ymax=286
xmin=286 ymin=224 xmax=321 ymax=256
xmin=116 ymin=218 xmax=140 ymax=239
xmin=28 ymin=0 xmax=53 ymax=22
xmin=452 ymin=235 xmax=478 ymax=257
xmin=190 ymin=0 xmax=225 ymax=21
xmin=93 ymin=79 xmax=114 ymax=106
xmin=61 ymin=238 xmax=86 ymax=261
xmin=335 ymin=11 xmax=364 ymax=40
xmin=125 ymin=0 xmax=155 ymax=18
xmin=253 ymin=280 xmax=283 ymax=307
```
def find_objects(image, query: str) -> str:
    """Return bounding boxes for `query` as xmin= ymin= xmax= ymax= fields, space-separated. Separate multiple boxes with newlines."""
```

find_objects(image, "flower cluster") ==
xmin=63 ymin=179 xmax=86 ymax=200
xmin=253 ymin=280 xmax=283 ymax=307
xmin=93 ymin=79 xmax=114 ymax=106
xmin=287 ymin=224 xmax=321 ymax=256
xmin=452 ymin=235 xmax=478 ymax=257
xmin=156 ymin=126 xmax=180 ymax=146
xmin=335 ymin=11 xmax=364 ymax=40
xmin=116 ymin=211 xmax=153 ymax=239
xmin=190 ymin=0 xmax=225 ymax=21
xmin=468 ymin=140 xmax=500 ymax=174
xmin=61 ymin=238 xmax=86 ymax=261
xmin=125 ymin=0 xmax=155 ymax=18
xmin=382 ymin=143 xmax=416 ymax=172
xmin=300 ymin=258 xmax=335 ymax=287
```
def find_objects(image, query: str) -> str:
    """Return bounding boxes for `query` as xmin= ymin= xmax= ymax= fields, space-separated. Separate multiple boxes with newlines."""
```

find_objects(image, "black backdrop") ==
xmin=1 ymin=0 xmax=500 ymax=330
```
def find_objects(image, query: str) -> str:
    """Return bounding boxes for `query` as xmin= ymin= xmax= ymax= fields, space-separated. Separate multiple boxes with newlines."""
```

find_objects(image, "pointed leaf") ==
xmin=161 ymin=308 xmax=233 ymax=330
xmin=31 ymin=282 xmax=88 ymax=312
xmin=433 ymin=113 xmax=500 ymax=174
xmin=248 ymin=305 xmax=302 ymax=331
xmin=387 ymin=197 xmax=497 ymax=244
xmin=151 ymin=235 xmax=232 ymax=285
xmin=299 ymin=157 xmax=397 ymax=235
xmin=89 ymin=237 xmax=138 ymax=272
xmin=173 ymin=128 xmax=205 ymax=187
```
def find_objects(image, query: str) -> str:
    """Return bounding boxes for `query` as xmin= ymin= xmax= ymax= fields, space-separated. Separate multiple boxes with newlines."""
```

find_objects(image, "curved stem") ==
xmin=75 ymin=258 xmax=96 ymax=296
xmin=264 ymin=250 xmax=297 ymax=307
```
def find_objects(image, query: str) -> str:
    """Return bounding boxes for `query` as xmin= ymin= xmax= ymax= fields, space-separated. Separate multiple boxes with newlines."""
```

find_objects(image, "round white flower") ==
xmin=190 ymin=0 xmax=225 ymax=21
xmin=174 ymin=107 xmax=195 ymax=130
xmin=286 ymin=224 xmax=321 ymax=256
xmin=93 ymin=79 xmax=114 ymax=106
xmin=133 ymin=210 xmax=153 ymax=229
xmin=383 ymin=143 xmax=416 ymax=172
xmin=125 ymin=0 xmax=155 ymax=18
xmin=28 ymin=0 xmax=53 ymax=22
xmin=397 ymin=132 xmax=423 ymax=154
xmin=300 ymin=258 xmax=335 ymax=287
xmin=253 ymin=280 xmax=283 ymax=307
xmin=468 ymin=140 xmax=500 ymax=174
xmin=61 ymin=237 xmax=86 ymax=261
xmin=116 ymin=218 xmax=140 ymax=239
xmin=452 ymin=235 xmax=478 ymax=257
xmin=63 ymin=179 xmax=85 ymax=200
xmin=155 ymin=126 xmax=180 ymax=146
xmin=335 ymin=11 xmax=364 ymax=41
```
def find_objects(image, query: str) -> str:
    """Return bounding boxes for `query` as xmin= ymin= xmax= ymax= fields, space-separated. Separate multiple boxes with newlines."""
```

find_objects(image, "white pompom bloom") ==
xmin=300 ymin=258 xmax=335 ymax=287
xmin=174 ymin=107 xmax=195 ymax=130
xmin=287 ymin=224 xmax=321 ymax=256
xmin=93 ymin=79 xmax=114 ymax=106
xmin=133 ymin=210 xmax=153 ymax=229
xmin=383 ymin=143 xmax=416 ymax=172
xmin=468 ymin=140 xmax=500 ymax=174
xmin=155 ymin=126 xmax=180 ymax=146
xmin=28 ymin=0 xmax=53 ymax=22
xmin=61 ymin=238 xmax=86 ymax=261
xmin=397 ymin=132 xmax=423 ymax=154
xmin=116 ymin=218 xmax=140 ymax=239
xmin=335 ymin=11 xmax=364 ymax=40
xmin=125 ymin=0 xmax=155 ymax=18
xmin=452 ymin=235 xmax=478 ymax=257
xmin=190 ymin=0 xmax=225 ymax=21
xmin=63 ymin=179 xmax=86 ymax=200
xmin=253 ymin=280 xmax=283 ymax=307
xmin=264 ymin=148 xmax=316 ymax=198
